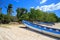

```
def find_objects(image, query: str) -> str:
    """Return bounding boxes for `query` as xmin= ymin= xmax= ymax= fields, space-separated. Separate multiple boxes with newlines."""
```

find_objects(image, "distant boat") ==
xmin=22 ymin=20 xmax=60 ymax=38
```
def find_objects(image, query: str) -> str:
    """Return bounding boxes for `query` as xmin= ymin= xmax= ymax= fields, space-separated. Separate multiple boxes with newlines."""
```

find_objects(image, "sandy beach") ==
xmin=0 ymin=23 xmax=60 ymax=40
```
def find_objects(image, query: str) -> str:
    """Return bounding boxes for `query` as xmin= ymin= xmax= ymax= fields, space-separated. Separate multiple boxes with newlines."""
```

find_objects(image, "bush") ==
xmin=0 ymin=14 xmax=12 ymax=24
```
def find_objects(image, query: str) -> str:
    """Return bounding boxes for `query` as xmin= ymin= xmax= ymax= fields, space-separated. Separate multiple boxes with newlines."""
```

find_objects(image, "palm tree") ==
xmin=7 ymin=4 xmax=13 ymax=16
xmin=0 ymin=8 xmax=2 ymax=14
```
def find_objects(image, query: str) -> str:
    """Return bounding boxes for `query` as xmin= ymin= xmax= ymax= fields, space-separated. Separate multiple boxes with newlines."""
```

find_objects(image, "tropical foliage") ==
xmin=0 ymin=4 xmax=60 ymax=24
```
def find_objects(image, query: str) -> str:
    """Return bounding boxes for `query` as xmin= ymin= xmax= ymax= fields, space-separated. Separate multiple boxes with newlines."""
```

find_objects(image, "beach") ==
xmin=0 ymin=23 xmax=60 ymax=40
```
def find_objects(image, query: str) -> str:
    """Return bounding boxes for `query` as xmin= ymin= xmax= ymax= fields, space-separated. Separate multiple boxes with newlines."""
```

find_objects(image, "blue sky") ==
xmin=0 ymin=0 xmax=60 ymax=17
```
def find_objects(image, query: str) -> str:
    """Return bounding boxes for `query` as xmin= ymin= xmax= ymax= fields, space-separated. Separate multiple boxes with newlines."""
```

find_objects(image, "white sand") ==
xmin=0 ymin=23 xmax=60 ymax=40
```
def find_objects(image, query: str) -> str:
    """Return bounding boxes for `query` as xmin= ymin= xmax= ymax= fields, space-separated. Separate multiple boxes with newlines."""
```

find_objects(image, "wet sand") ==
xmin=0 ymin=23 xmax=60 ymax=40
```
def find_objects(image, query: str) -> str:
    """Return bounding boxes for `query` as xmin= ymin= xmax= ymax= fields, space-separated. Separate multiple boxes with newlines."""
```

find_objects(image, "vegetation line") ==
xmin=0 ymin=4 xmax=60 ymax=24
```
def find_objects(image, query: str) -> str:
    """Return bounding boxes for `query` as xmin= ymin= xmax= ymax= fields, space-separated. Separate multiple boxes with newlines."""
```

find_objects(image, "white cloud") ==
xmin=36 ymin=6 xmax=40 ymax=9
xmin=40 ymin=0 xmax=47 ymax=4
xmin=30 ymin=7 xmax=34 ymax=8
xmin=36 ymin=2 xmax=60 ymax=11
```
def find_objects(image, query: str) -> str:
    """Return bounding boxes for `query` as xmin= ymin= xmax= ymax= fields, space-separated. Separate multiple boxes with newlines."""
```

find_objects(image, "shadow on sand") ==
xmin=20 ymin=27 xmax=60 ymax=40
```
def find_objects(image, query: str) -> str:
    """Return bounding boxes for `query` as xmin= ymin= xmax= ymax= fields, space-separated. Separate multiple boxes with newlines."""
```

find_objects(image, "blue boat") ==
xmin=38 ymin=22 xmax=55 ymax=26
xmin=22 ymin=20 xmax=60 ymax=38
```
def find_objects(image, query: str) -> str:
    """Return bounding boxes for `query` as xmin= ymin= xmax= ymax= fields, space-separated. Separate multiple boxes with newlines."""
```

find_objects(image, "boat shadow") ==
xmin=20 ymin=27 xmax=60 ymax=40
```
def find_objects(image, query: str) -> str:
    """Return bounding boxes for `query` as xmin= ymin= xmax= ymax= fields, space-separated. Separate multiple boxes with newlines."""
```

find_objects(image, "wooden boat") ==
xmin=22 ymin=20 xmax=60 ymax=38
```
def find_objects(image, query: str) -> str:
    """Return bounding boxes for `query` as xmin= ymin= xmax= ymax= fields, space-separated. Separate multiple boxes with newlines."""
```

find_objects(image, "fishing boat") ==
xmin=22 ymin=20 xmax=60 ymax=38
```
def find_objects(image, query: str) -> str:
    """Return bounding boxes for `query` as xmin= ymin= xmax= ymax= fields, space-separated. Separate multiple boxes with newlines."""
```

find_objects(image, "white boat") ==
xmin=22 ymin=20 xmax=60 ymax=38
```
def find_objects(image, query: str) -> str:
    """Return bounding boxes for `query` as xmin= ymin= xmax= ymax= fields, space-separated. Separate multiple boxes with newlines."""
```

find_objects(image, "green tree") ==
xmin=3 ymin=15 xmax=12 ymax=23
xmin=16 ymin=8 xmax=21 ymax=20
xmin=7 ymin=4 xmax=13 ymax=16
xmin=0 ymin=14 xmax=4 ymax=23
xmin=29 ymin=9 xmax=46 ymax=21
xmin=6 ymin=4 xmax=13 ymax=23
xmin=0 ymin=14 xmax=11 ymax=24
xmin=30 ymin=8 xmax=35 ymax=21
xmin=46 ymin=12 xmax=57 ymax=22
xmin=21 ymin=13 xmax=29 ymax=20
xmin=0 ymin=8 xmax=2 ymax=14
xmin=29 ymin=8 xmax=58 ymax=22
xmin=36 ymin=9 xmax=45 ymax=21
xmin=57 ymin=18 xmax=60 ymax=22
xmin=16 ymin=8 xmax=27 ymax=21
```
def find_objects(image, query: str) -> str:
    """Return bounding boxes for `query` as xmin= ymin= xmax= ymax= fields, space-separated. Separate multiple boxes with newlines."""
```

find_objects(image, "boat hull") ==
xmin=22 ymin=20 xmax=60 ymax=38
